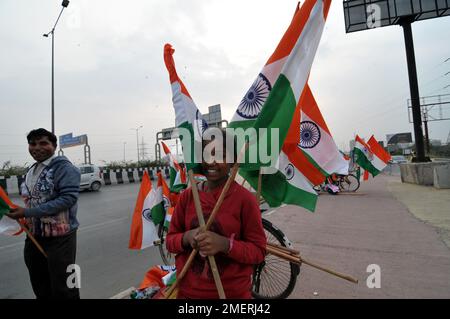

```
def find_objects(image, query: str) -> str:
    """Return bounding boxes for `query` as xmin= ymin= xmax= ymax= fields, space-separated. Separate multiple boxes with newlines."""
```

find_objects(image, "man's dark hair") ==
xmin=27 ymin=128 xmax=58 ymax=147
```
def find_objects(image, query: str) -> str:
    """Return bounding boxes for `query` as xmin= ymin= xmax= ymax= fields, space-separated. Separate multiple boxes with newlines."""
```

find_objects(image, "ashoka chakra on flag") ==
xmin=299 ymin=121 xmax=321 ymax=149
xmin=237 ymin=73 xmax=272 ymax=119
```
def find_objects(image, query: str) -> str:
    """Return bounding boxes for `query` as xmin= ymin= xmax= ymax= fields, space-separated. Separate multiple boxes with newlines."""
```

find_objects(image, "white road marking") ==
xmin=0 ymin=242 xmax=23 ymax=251
xmin=78 ymin=217 xmax=129 ymax=233
xmin=0 ymin=216 xmax=129 ymax=252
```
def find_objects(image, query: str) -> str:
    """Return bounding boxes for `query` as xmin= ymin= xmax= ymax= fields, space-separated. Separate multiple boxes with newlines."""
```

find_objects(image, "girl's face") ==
xmin=202 ymin=139 xmax=231 ymax=183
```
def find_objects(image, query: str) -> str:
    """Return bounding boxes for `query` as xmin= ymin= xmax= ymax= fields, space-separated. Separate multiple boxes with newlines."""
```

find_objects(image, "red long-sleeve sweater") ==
xmin=166 ymin=181 xmax=266 ymax=299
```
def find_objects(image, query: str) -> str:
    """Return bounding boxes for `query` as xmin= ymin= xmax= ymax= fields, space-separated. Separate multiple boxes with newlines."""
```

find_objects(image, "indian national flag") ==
xmin=164 ymin=207 xmax=174 ymax=229
xmin=283 ymin=84 xmax=348 ymax=186
xmin=367 ymin=135 xmax=392 ymax=174
xmin=163 ymin=44 xmax=207 ymax=172
xmin=230 ymin=0 xmax=332 ymax=167
xmin=353 ymin=135 xmax=382 ymax=177
xmin=235 ymin=0 xmax=332 ymax=211
xmin=161 ymin=141 xmax=187 ymax=192
xmin=297 ymin=85 xmax=349 ymax=176
xmin=0 ymin=187 xmax=22 ymax=236
xmin=129 ymin=171 xmax=171 ymax=249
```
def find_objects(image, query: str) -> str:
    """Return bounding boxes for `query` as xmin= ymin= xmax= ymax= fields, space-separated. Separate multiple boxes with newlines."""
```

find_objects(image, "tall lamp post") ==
xmin=131 ymin=126 xmax=143 ymax=166
xmin=43 ymin=0 xmax=70 ymax=134
xmin=123 ymin=142 xmax=127 ymax=162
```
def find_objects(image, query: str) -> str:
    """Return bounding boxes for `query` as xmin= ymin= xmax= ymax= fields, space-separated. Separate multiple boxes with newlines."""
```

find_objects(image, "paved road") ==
xmin=1 ymin=174 xmax=449 ymax=299
xmin=0 ymin=183 xmax=163 ymax=299
xmin=265 ymin=175 xmax=450 ymax=299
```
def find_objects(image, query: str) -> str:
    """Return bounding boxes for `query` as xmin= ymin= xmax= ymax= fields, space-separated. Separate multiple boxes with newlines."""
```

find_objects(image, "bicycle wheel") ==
xmin=339 ymin=174 xmax=360 ymax=192
xmin=252 ymin=218 xmax=300 ymax=299
xmin=158 ymin=223 xmax=175 ymax=265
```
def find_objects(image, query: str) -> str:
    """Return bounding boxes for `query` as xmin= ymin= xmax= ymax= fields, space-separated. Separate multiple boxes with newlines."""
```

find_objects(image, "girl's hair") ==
xmin=202 ymin=127 xmax=237 ymax=164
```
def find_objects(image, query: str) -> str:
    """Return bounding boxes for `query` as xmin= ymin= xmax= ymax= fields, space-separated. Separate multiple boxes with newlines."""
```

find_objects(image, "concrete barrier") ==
xmin=400 ymin=162 xmax=450 ymax=188
xmin=0 ymin=166 xmax=170 ymax=195
xmin=383 ymin=163 xmax=400 ymax=176
xmin=434 ymin=163 xmax=450 ymax=189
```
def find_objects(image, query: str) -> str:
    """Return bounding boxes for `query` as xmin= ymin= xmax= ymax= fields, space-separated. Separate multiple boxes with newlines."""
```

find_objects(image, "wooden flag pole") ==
xmin=265 ymin=245 xmax=358 ymax=284
xmin=188 ymin=170 xmax=226 ymax=299
xmin=266 ymin=242 xmax=300 ymax=256
xmin=256 ymin=168 xmax=262 ymax=204
xmin=18 ymin=221 xmax=47 ymax=258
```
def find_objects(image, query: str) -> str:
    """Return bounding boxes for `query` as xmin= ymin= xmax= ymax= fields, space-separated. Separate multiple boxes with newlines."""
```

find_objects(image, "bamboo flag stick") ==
xmin=266 ymin=242 xmax=300 ymax=256
xmin=265 ymin=245 xmax=358 ymax=284
xmin=256 ymin=168 xmax=262 ymax=204
xmin=18 ymin=221 xmax=47 ymax=258
xmin=188 ymin=170 xmax=226 ymax=299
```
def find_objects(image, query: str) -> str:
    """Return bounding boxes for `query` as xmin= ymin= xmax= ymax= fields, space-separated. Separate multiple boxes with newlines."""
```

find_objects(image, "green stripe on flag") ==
xmin=0 ymin=197 xmax=10 ymax=219
xmin=354 ymin=148 xmax=380 ymax=177
xmin=170 ymin=184 xmax=187 ymax=193
xmin=238 ymin=74 xmax=297 ymax=170
xmin=240 ymin=169 xmax=317 ymax=212
xmin=169 ymin=166 xmax=177 ymax=189
xmin=178 ymin=122 xmax=203 ymax=173
xmin=150 ymin=203 xmax=165 ymax=225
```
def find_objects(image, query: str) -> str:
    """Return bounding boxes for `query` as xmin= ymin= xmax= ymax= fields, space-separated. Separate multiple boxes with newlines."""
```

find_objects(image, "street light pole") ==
xmin=43 ymin=0 xmax=70 ymax=134
xmin=123 ymin=142 xmax=127 ymax=162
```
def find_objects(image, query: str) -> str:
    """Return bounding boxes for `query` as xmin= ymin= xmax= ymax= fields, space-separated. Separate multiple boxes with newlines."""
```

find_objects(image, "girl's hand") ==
xmin=195 ymin=231 xmax=229 ymax=256
xmin=182 ymin=227 xmax=201 ymax=249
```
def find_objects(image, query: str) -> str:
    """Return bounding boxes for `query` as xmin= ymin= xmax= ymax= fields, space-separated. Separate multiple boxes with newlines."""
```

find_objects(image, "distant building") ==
xmin=203 ymin=104 xmax=225 ymax=127
xmin=430 ymin=139 xmax=442 ymax=147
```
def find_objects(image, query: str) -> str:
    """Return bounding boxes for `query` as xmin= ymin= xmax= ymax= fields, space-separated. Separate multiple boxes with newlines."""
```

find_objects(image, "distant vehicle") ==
xmin=389 ymin=155 xmax=408 ymax=164
xmin=78 ymin=164 xmax=103 ymax=191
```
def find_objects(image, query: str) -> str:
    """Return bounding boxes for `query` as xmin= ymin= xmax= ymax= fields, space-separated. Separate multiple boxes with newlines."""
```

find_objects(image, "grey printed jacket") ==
xmin=21 ymin=156 xmax=81 ymax=237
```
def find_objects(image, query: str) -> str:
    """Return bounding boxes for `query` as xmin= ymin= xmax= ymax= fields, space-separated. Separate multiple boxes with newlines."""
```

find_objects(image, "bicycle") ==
xmin=313 ymin=173 xmax=360 ymax=193
xmin=251 ymin=217 xmax=300 ymax=299
xmin=158 ymin=222 xmax=174 ymax=266
xmin=336 ymin=174 xmax=360 ymax=192
xmin=157 ymin=215 xmax=300 ymax=299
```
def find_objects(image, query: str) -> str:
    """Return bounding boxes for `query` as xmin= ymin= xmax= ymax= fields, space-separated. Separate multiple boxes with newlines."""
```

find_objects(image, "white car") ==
xmin=78 ymin=164 xmax=103 ymax=191
xmin=389 ymin=155 xmax=408 ymax=164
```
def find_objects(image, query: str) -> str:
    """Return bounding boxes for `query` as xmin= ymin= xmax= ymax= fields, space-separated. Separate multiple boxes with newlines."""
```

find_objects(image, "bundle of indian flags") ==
xmin=353 ymin=135 xmax=392 ymax=179
xmin=162 ymin=0 xmax=350 ymax=213
xmin=230 ymin=0 xmax=349 ymax=211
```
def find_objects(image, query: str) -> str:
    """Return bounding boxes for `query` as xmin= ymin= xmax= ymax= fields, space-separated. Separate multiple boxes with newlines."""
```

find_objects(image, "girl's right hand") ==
xmin=182 ymin=227 xmax=201 ymax=249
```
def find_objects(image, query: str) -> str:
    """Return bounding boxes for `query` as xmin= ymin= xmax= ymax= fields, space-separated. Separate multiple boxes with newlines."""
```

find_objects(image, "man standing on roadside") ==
xmin=7 ymin=128 xmax=81 ymax=299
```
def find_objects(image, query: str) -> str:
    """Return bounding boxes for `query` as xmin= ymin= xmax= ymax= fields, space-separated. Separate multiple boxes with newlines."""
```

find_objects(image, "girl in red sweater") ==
xmin=166 ymin=130 xmax=266 ymax=299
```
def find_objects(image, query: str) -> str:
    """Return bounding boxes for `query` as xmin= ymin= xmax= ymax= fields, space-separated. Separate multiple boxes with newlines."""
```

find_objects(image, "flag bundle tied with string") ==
xmin=129 ymin=171 xmax=171 ymax=249
xmin=0 ymin=187 xmax=22 ymax=236
xmin=230 ymin=0 xmax=333 ymax=212
xmin=161 ymin=141 xmax=187 ymax=193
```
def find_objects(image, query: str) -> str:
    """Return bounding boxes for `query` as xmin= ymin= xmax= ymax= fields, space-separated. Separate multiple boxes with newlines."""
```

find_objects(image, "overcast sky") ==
xmin=1 ymin=0 xmax=449 ymax=167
